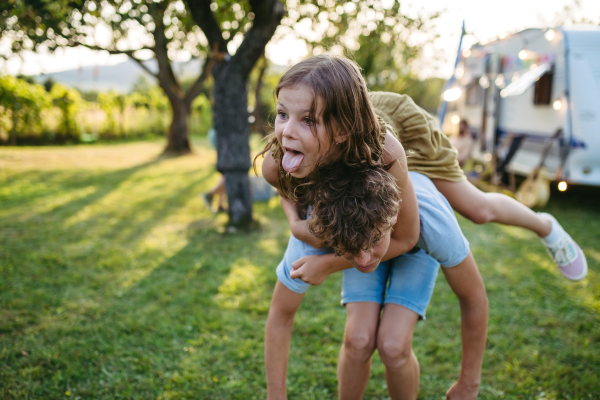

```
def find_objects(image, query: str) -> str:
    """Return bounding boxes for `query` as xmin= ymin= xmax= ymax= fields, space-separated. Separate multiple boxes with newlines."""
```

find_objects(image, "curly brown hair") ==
xmin=254 ymin=54 xmax=389 ymax=204
xmin=307 ymin=162 xmax=401 ymax=256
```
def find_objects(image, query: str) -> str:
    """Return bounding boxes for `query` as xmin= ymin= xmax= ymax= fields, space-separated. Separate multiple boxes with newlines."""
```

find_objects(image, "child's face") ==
xmin=341 ymin=225 xmax=394 ymax=274
xmin=275 ymin=84 xmax=342 ymax=178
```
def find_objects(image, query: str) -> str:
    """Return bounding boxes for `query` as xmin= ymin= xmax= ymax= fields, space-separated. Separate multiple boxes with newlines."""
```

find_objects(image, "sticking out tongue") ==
xmin=282 ymin=150 xmax=305 ymax=173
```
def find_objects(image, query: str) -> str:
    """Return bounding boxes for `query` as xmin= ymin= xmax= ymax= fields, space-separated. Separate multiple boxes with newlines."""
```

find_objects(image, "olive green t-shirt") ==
xmin=370 ymin=92 xmax=466 ymax=182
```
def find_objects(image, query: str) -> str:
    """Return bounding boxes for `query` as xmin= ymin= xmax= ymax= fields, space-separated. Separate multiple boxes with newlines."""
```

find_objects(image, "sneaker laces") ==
xmin=546 ymin=235 xmax=576 ymax=266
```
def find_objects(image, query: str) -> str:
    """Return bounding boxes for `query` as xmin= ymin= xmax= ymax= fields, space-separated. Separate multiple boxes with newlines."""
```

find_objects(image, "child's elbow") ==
xmin=397 ymin=231 xmax=419 ymax=255
xmin=460 ymin=288 xmax=489 ymax=315
xmin=407 ymin=231 xmax=420 ymax=251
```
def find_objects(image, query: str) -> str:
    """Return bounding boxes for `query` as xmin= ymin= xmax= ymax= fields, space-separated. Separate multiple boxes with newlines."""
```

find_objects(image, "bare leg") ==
xmin=265 ymin=280 xmax=305 ymax=400
xmin=212 ymin=175 xmax=227 ymax=209
xmin=377 ymin=304 xmax=420 ymax=400
xmin=338 ymin=302 xmax=380 ymax=400
xmin=432 ymin=179 xmax=552 ymax=237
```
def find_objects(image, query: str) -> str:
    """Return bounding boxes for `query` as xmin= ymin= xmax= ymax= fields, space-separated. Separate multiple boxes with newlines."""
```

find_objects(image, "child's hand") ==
xmin=290 ymin=255 xmax=332 ymax=285
xmin=445 ymin=379 xmax=479 ymax=400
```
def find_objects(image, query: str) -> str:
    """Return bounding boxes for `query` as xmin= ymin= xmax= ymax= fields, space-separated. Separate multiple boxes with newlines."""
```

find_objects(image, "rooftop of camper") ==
xmin=470 ymin=26 xmax=600 ymax=49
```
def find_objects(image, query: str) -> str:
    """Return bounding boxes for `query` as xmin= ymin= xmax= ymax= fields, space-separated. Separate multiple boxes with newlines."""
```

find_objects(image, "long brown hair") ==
xmin=254 ymin=54 xmax=388 ymax=203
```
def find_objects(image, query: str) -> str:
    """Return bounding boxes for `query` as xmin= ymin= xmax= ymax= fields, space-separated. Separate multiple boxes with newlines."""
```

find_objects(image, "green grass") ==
xmin=1 ymin=140 xmax=599 ymax=399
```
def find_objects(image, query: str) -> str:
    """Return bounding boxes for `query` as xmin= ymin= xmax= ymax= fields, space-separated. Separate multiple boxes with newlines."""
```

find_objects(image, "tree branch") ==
xmin=184 ymin=55 xmax=217 ymax=111
xmin=72 ymin=40 xmax=158 ymax=78
xmin=185 ymin=0 xmax=228 ymax=54
xmin=152 ymin=25 xmax=183 ymax=102
xmin=127 ymin=55 xmax=157 ymax=79
xmin=232 ymin=0 xmax=285 ymax=79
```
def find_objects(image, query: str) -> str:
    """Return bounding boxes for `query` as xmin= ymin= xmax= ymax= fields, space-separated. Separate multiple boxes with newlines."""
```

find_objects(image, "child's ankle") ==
xmin=540 ymin=215 xmax=561 ymax=245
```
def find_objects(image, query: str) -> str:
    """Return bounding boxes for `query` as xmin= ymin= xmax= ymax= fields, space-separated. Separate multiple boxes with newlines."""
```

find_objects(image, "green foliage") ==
xmin=98 ymin=91 xmax=128 ymax=135
xmin=190 ymin=93 xmax=212 ymax=136
xmin=15 ymin=74 xmax=36 ymax=85
xmin=0 ymin=75 xmax=50 ymax=144
xmin=49 ymin=83 xmax=82 ymax=142
xmin=0 ymin=141 xmax=599 ymax=399
xmin=0 ymin=75 xmax=206 ymax=145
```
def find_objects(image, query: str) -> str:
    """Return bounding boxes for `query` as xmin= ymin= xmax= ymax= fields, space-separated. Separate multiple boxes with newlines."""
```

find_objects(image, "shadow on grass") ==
xmin=0 ymin=156 xmax=163 ymax=221
xmin=2 ymin=213 xmax=291 ymax=399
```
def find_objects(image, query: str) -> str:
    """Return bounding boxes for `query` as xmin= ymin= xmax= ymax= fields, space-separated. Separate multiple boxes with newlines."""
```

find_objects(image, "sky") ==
xmin=1 ymin=0 xmax=599 ymax=79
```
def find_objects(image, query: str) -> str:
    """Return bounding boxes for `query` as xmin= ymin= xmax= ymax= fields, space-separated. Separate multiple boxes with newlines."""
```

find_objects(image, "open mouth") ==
xmin=282 ymin=148 xmax=305 ymax=173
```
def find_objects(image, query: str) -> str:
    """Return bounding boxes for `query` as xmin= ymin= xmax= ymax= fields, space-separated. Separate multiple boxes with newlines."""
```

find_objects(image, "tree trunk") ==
xmin=214 ymin=68 xmax=253 ymax=228
xmin=188 ymin=0 xmax=284 ymax=228
xmin=152 ymin=21 xmax=192 ymax=155
xmin=253 ymin=58 xmax=269 ymax=136
xmin=164 ymin=98 xmax=191 ymax=154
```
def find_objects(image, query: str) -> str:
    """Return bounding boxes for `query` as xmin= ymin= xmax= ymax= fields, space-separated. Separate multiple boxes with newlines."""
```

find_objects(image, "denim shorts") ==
xmin=409 ymin=171 xmax=470 ymax=268
xmin=276 ymin=237 xmax=438 ymax=318
xmin=341 ymin=248 xmax=439 ymax=318
xmin=276 ymin=171 xmax=470 ymax=318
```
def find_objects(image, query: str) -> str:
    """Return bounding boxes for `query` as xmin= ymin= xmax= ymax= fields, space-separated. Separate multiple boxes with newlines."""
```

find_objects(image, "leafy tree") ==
xmin=0 ymin=75 xmax=50 ymax=145
xmin=1 ymin=0 xmax=284 ymax=227
xmin=0 ymin=0 xmax=218 ymax=153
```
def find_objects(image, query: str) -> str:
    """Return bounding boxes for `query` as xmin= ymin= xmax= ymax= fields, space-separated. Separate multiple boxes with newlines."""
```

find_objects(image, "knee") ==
xmin=267 ymin=302 xmax=297 ymax=328
xmin=377 ymin=337 xmax=413 ymax=369
xmin=343 ymin=330 xmax=376 ymax=361
xmin=464 ymin=200 xmax=494 ymax=225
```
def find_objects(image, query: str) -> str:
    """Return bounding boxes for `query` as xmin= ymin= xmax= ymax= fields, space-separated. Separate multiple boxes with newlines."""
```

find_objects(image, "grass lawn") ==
xmin=1 ymin=139 xmax=599 ymax=399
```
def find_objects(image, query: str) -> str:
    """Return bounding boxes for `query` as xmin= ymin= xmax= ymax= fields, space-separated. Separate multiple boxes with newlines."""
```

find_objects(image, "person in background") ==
xmin=202 ymin=127 xmax=227 ymax=213
xmin=450 ymin=119 xmax=475 ymax=167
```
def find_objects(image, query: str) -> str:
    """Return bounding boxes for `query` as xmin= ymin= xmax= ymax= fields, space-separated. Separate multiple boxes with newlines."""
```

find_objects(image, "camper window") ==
xmin=534 ymin=69 xmax=553 ymax=105
xmin=466 ymin=79 xmax=483 ymax=106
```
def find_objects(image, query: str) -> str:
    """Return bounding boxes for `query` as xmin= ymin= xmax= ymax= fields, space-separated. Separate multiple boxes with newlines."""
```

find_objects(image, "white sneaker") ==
xmin=539 ymin=213 xmax=587 ymax=281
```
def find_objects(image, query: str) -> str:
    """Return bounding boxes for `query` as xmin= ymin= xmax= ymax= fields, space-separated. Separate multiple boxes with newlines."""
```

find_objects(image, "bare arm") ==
xmin=382 ymin=133 xmax=420 ymax=259
xmin=441 ymin=252 xmax=489 ymax=400
xmin=280 ymin=198 xmax=324 ymax=249
xmin=264 ymin=150 xmax=324 ymax=247
xmin=289 ymin=253 xmax=353 ymax=285
xmin=265 ymin=280 xmax=305 ymax=400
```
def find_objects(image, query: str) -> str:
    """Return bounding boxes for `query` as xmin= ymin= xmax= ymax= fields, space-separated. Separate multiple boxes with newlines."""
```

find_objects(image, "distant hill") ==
xmin=34 ymin=58 xmax=203 ymax=93
xmin=33 ymin=57 xmax=290 ymax=93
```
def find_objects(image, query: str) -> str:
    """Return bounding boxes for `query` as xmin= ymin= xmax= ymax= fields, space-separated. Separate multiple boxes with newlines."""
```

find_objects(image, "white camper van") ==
xmin=441 ymin=27 xmax=600 ymax=190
